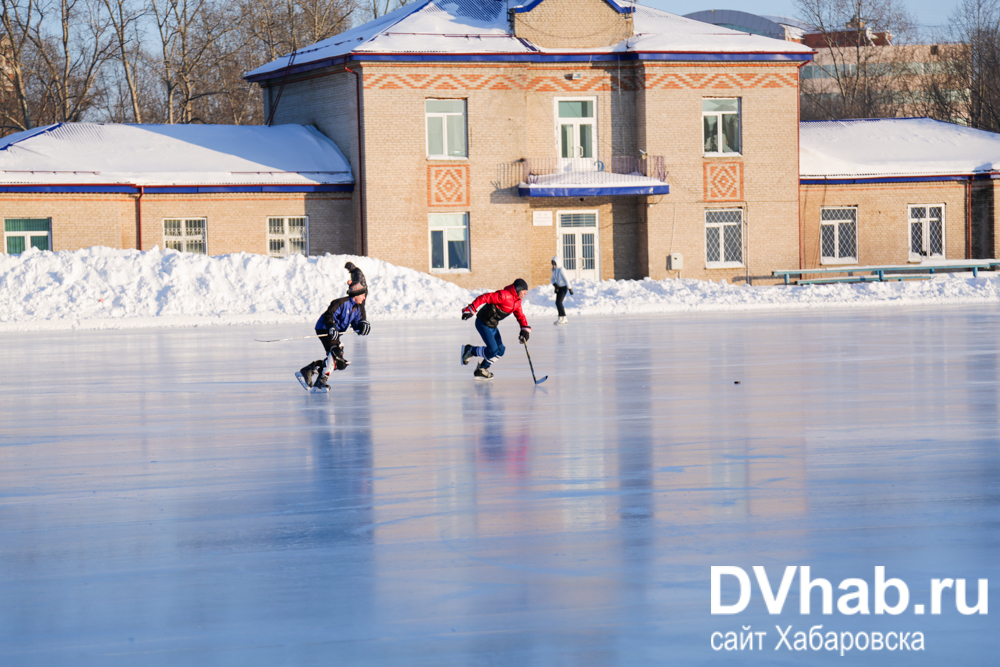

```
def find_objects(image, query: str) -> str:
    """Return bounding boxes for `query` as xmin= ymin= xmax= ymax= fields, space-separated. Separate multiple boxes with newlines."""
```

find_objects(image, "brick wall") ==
xmin=513 ymin=0 xmax=633 ymax=49
xmin=799 ymin=181 xmax=971 ymax=267
xmin=0 ymin=192 xmax=353 ymax=256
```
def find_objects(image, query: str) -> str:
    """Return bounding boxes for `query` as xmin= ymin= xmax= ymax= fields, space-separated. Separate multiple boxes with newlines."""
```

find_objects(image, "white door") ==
xmin=558 ymin=212 xmax=599 ymax=281
xmin=556 ymin=99 xmax=597 ymax=173
xmin=909 ymin=205 xmax=944 ymax=261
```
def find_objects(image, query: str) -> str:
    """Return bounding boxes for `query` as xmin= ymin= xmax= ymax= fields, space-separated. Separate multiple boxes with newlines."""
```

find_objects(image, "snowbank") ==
xmin=2 ymin=247 xmax=1000 ymax=332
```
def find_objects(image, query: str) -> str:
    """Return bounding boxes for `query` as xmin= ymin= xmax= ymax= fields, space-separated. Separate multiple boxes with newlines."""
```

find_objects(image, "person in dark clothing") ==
xmin=297 ymin=262 xmax=371 ymax=391
xmin=460 ymin=278 xmax=532 ymax=379
xmin=550 ymin=256 xmax=573 ymax=325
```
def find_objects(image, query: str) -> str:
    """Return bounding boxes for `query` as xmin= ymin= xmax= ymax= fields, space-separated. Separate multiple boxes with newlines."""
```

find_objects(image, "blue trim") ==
xmin=0 ymin=183 xmax=354 ymax=194
xmin=519 ymin=185 xmax=670 ymax=197
xmin=246 ymin=50 xmax=810 ymax=83
xmin=514 ymin=0 xmax=634 ymax=14
xmin=0 ymin=123 xmax=65 ymax=152
xmin=800 ymin=174 xmax=993 ymax=185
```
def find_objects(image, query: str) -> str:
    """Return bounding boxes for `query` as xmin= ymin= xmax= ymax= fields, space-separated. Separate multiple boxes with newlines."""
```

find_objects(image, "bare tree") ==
xmin=951 ymin=0 xmax=1000 ymax=131
xmin=364 ymin=0 xmax=409 ymax=21
xmin=797 ymin=0 xmax=916 ymax=120
xmin=1 ymin=0 xmax=44 ymax=132
xmin=100 ymin=0 xmax=146 ymax=122
xmin=29 ymin=0 xmax=115 ymax=123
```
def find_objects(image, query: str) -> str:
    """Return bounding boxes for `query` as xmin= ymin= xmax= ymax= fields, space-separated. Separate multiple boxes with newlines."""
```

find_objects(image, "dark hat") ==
xmin=513 ymin=278 xmax=528 ymax=292
xmin=347 ymin=281 xmax=367 ymax=297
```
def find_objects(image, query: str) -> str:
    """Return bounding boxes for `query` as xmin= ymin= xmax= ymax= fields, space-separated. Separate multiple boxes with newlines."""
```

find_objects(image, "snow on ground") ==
xmin=3 ymin=246 xmax=1000 ymax=332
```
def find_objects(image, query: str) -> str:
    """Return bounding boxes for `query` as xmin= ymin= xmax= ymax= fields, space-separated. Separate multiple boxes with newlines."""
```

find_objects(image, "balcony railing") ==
xmin=522 ymin=156 xmax=667 ymax=184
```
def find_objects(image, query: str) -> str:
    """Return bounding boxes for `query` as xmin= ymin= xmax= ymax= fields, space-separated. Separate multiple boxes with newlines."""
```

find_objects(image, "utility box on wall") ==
xmin=667 ymin=253 xmax=683 ymax=271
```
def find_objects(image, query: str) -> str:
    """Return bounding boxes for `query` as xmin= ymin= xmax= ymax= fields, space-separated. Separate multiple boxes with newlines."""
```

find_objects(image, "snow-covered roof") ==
xmin=0 ymin=123 xmax=353 ymax=188
xmin=518 ymin=170 xmax=669 ymax=197
xmin=245 ymin=0 xmax=813 ymax=81
xmin=800 ymin=118 xmax=1000 ymax=180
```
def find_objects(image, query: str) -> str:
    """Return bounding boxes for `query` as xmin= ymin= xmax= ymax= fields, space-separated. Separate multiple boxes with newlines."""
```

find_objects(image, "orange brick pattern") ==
xmin=364 ymin=68 xmax=797 ymax=93
xmin=704 ymin=163 xmax=744 ymax=202
xmin=427 ymin=165 xmax=470 ymax=207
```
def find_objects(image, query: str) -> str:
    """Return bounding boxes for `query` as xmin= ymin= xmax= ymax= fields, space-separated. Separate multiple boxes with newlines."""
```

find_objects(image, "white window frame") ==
xmin=554 ymin=96 xmax=598 ymax=163
xmin=4 ymin=217 xmax=52 ymax=254
xmin=425 ymin=99 xmax=468 ymax=160
xmin=908 ymin=204 xmax=945 ymax=261
xmin=820 ymin=207 xmax=859 ymax=265
xmin=702 ymin=98 xmax=742 ymax=156
xmin=556 ymin=209 xmax=600 ymax=278
xmin=163 ymin=217 xmax=207 ymax=254
xmin=267 ymin=216 xmax=309 ymax=257
xmin=704 ymin=208 xmax=744 ymax=269
xmin=428 ymin=212 xmax=471 ymax=273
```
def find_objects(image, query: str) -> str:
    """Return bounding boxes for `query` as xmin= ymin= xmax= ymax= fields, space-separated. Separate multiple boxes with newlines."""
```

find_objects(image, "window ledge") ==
xmin=706 ymin=262 xmax=744 ymax=269
xmin=820 ymin=258 xmax=859 ymax=266
xmin=430 ymin=268 xmax=472 ymax=274
xmin=703 ymin=153 xmax=742 ymax=159
xmin=427 ymin=156 xmax=469 ymax=161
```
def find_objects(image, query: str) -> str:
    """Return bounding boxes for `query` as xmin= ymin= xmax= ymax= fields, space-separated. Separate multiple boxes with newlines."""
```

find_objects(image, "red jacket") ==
xmin=464 ymin=284 xmax=530 ymax=330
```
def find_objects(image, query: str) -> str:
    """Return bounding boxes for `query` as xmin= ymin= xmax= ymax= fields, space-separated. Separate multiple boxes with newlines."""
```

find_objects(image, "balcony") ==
xmin=518 ymin=156 xmax=670 ymax=198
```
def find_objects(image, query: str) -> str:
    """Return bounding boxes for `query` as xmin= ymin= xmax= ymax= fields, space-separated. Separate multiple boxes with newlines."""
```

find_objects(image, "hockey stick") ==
xmin=522 ymin=341 xmax=548 ymax=385
xmin=254 ymin=333 xmax=333 ymax=343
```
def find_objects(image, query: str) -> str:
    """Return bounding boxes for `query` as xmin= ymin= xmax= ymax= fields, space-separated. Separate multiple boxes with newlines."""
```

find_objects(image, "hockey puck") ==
xmin=734 ymin=381 xmax=741 ymax=384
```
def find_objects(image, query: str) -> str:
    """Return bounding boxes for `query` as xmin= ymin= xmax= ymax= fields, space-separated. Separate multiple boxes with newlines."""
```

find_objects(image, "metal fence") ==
xmin=522 ymin=156 xmax=667 ymax=184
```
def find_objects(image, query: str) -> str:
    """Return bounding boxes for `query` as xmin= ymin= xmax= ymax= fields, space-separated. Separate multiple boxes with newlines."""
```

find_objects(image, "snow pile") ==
xmin=3 ymin=247 xmax=1000 ymax=332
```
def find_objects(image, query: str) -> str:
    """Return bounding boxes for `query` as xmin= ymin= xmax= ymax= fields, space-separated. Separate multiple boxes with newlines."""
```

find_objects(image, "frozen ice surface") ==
xmin=1 ymin=308 xmax=998 ymax=666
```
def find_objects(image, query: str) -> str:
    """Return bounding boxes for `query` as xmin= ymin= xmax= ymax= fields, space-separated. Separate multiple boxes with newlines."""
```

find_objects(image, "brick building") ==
xmin=246 ymin=0 xmax=813 ymax=287
xmin=0 ymin=123 xmax=354 ymax=257
xmin=800 ymin=118 xmax=1000 ymax=268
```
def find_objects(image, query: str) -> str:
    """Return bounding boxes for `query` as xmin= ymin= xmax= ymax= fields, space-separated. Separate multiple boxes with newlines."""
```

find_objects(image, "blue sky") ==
xmin=639 ymin=1 xmax=958 ymax=33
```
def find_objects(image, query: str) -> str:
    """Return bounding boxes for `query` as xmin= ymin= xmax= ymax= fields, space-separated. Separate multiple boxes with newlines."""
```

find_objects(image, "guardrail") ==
xmin=773 ymin=261 xmax=1000 ymax=285
xmin=522 ymin=156 xmax=667 ymax=184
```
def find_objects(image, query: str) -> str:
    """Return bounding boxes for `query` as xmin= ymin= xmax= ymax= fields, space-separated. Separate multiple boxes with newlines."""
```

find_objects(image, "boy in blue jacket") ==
xmin=297 ymin=262 xmax=371 ymax=391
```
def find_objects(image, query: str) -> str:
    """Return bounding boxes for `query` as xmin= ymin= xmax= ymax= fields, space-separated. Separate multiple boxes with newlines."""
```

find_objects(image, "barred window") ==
xmin=268 ymin=217 xmax=309 ymax=257
xmin=908 ymin=205 xmax=944 ymax=261
xmin=820 ymin=207 xmax=858 ymax=264
xmin=705 ymin=209 xmax=743 ymax=268
xmin=164 ymin=218 xmax=207 ymax=254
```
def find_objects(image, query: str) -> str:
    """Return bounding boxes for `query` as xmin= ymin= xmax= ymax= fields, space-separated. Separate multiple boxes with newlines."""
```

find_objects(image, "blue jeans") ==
xmin=475 ymin=318 xmax=505 ymax=368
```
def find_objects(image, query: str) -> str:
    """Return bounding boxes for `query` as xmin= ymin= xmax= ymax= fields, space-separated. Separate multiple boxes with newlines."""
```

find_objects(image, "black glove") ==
xmin=353 ymin=320 xmax=370 ymax=336
xmin=519 ymin=329 xmax=530 ymax=344
xmin=569 ymin=289 xmax=574 ymax=295
xmin=553 ymin=284 xmax=558 ymax=293
xmin=462 ymin=311 xmax=473 ymax=321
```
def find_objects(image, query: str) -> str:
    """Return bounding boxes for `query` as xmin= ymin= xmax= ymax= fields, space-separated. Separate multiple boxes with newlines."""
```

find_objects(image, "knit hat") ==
xmin=345 ymin=262 xmax=368 ymax=297
xmin=513 ymin=278 xmax=528 ymax=292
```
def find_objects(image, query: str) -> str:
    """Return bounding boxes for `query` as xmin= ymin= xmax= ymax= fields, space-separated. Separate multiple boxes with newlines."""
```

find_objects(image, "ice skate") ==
xmin=461 ymin=344 xmax=475 ymax=366
xmin=473 ymin=362 xmax=493 ymax=379
xmin=554 ymin=316 xmax=567 ymax=325
xmin=311 ymin=373 xmax=331 ymax=393
xmin=296 ymin=363 xmax=317 ymax=390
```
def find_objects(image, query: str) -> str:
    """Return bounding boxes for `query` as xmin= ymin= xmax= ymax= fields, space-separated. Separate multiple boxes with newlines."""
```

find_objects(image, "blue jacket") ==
xmin=316 ymin=296 xmax=365 ymax=332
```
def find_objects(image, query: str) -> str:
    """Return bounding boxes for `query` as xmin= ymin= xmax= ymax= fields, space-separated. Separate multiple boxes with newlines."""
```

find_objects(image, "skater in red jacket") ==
xmin=460 ymin=278 xmax=532 ymax=379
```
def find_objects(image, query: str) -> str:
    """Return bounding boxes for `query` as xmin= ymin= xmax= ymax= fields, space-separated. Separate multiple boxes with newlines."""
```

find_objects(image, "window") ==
xmin=557 ymin=99 xmax=596 ymax=160
xmin=909 ymin=205 xmax=944 ymax=260
xmin=558 ymin=211 xmax=599 ymax=279
xmin=268 ymin=216 xmax=308 ymax=257
xmin=164 ymin=218 xmax=206 ymax=254
xmin=705 ymin=209 xmax=744 ymax=268
xmin=429 ymin=213 xmax=470 ymax=271
xmin=426 ymin=99 xmax=467 ymax=158
xmin=703 ymin=98 xmax=741 ymax=155
xmin=820 ymin=207 xmax=858 ymax=264
xmin=4 ymin=218 xmax=51 ymax=254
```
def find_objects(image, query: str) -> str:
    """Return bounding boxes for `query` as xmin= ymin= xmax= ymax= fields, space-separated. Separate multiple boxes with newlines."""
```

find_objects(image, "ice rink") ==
xmin=1 ymin=307 xmax=998 ymax=666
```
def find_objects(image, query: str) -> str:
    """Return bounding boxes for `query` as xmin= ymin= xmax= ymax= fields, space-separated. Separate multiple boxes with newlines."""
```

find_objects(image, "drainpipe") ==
xmin=345 ymin=65 xmax=366 ymax=256
xmin=968 ymin=175 xmax=973 ymax=259
xmin=136 ymin=185 xmax=144 ymax=250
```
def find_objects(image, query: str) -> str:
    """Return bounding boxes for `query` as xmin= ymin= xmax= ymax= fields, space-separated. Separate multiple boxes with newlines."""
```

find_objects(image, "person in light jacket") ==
xmin=551 ymin=256 xmax=572 ymax=325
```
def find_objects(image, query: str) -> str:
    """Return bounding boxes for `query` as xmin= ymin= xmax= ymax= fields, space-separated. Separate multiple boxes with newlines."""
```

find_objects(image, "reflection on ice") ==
xmin=1 ymin=308 xmax=998 ymax=665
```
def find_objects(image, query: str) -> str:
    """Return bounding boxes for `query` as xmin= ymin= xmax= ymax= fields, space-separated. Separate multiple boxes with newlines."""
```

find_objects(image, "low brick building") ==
xmin=246 ymin=0 xmax=813 ymax=287
xmin=800 ymin=118 xmax=1000 ymax=268
xmin=0 ymin=123 xmax=354 ymax=257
